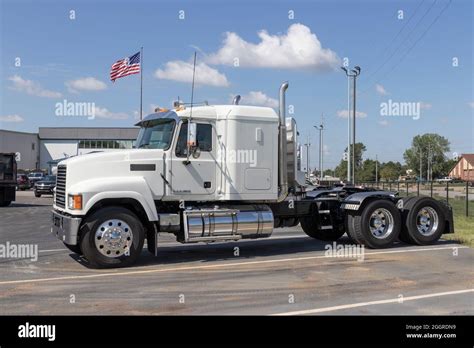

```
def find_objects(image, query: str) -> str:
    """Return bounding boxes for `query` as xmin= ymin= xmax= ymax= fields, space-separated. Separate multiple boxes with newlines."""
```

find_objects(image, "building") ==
xmin=0 ymin=129 xmax=39 ymax=170
xmin=0 ymin=127 xmax=139 ymax=171
xmin=449 ymin=154 xmax=474 ymax=181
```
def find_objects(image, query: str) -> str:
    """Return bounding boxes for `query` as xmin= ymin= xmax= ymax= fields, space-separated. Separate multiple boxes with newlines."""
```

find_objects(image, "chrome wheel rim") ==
xmin=369 ymin=208 xmax=394 ymax=239
xmin=94 ymin=219 xmax=132 ymax=258
xmin=416 ymin=207 xmax=439 ymax=236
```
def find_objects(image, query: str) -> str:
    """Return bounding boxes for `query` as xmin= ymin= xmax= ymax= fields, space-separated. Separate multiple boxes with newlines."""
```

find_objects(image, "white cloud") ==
xmin=66 ymin=77 xmax=107 ymax=93
xmin=233 ymin=91 xmax=279 ymax=108
xmin=207 ymin=23 xmax=339 ymax=70
xmin=337 ymin=109 xmax=367 ymax=118
xmin=420 ymin=102 xmax=432 ymax=110
xmin=469 ymin=102 xmax=474 ymax=109
xmin=155 ymin=61 xmax=229 ymax=87
xmin=0 ymin=114 xmax=24 ymax=122
xmin=93 ymin=106 xmax=128 ymax=120
xmin=8 ymin=75 xmax=62 ymax=98
xmin=375 ymin=84 xmax=388 ymax=95
xmin=378 ymin=119 xmax=389 ymax=127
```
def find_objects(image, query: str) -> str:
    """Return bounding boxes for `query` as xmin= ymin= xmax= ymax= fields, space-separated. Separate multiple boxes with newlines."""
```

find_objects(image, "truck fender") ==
xmin=341 ymin=191 xmax=398 ymax=212
xmin=68 ymin=177 xmax=158 ymax=221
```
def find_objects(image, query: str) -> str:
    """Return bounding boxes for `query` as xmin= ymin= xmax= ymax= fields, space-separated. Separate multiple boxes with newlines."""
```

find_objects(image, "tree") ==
xmin=380 ymin=161 xmax=403 ymax=181
xmin=403 ymin=134 xmax=451 ymax=179
xmin=357 ymin=159 xmax=376 ymax=181
xmin=334 ymin=143 xmax=367 ymax=180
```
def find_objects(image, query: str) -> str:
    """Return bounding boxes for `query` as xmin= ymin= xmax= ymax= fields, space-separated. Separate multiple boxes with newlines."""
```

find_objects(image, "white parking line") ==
xmin=273 ymin=288 xmax=474 ymax=315
xmin=0 ymin=245 xmax=467 ymax=286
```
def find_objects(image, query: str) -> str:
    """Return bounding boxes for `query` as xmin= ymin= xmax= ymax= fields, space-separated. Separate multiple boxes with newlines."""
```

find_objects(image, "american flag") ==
xmin=110 ymin=51 xmax=140 ymax=82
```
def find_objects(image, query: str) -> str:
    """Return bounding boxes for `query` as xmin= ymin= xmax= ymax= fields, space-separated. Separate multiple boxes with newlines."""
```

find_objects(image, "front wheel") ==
xmin=34 ymin=192 xmax=41 ymax=197
xmin=80 ymin=206 xmax=145 ymax=268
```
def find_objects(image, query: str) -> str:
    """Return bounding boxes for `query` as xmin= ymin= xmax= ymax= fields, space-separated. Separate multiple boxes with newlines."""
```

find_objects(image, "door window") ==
xmin=176 ymin=123 xmax=213 ymax=157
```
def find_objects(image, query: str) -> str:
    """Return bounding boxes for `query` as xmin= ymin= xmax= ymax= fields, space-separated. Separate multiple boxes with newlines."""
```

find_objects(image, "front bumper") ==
xmin=51 ymin=210 xmax=82 ymax=245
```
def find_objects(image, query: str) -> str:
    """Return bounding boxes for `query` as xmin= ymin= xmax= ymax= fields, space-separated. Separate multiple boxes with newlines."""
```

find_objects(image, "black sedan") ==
xmin=34 ymin=175 xmax=56 ymax=197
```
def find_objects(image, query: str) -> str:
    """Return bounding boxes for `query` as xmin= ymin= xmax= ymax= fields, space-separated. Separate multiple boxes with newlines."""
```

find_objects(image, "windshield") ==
xmin=136 ymin=119 xmax=176 ymax=149
xmin=44 ymin=175 xmax=56 ymax=181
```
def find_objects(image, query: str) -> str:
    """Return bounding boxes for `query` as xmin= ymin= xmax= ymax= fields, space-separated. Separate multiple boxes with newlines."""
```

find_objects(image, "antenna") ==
xmin=185 ymin=51 xmax=197 ymax=164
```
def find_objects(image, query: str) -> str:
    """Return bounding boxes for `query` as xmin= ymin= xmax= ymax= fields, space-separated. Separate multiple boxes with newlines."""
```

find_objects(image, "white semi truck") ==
xmin=51 ymin=82 xmax=454 ymax=268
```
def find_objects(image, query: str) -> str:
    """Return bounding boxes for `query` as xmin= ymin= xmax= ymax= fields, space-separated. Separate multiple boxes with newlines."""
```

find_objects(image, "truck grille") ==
xmin=55 ymin=165 xmax=67 ymax=208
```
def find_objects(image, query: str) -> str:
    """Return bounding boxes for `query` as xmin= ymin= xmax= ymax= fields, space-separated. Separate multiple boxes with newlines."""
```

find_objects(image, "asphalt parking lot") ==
xmin=0 ymin=190 xmax=473 ymax=315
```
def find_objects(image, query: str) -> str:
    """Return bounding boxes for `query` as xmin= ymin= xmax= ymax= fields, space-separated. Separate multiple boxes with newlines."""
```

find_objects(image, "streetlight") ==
xmin=304 ymin=135 xmax=311 ymax=182
xmin=341 ymin=65 xmax=361 ymax=184
xmin=314 ymin=123 xmax=324 ymax=182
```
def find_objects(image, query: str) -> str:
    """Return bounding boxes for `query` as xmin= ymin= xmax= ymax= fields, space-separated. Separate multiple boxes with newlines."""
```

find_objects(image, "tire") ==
xmin=0 ymin=200 xmax=11 ymax=207
xmin=34 ymin=192 xmax=41 ymax=197
xmin=400 ymin=197 xmax=445 ymax=245
xmin=346 ymin=199 xmax=401 ymax=248
xmin=80 ymin=206 xmax=145 ymax=268
xmin=300 ymin=215 xmax=345 ymax=241
xmin=63 ymin=242 xmax=82 ymax=254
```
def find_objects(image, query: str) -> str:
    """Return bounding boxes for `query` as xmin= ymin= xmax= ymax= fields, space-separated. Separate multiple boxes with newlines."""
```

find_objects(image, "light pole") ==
xmin=314 ymin=123 xmax=324 ymax=181
xmin=341 ymin=65 xmax=361 ymax=185
xmin=304 ymin=135 xmax=311 ymax=181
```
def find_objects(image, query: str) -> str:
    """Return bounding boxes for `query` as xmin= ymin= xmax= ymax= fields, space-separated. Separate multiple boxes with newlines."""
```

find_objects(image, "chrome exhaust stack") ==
xmin=277 ymin=81 xmax=289 ymax=202
xmin=232 ymin=95 xmax=241 ymax=105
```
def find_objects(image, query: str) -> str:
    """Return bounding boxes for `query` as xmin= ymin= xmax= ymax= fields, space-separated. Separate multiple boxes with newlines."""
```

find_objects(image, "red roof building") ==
xmin=449 ymin=154 xmax=474 ymax=181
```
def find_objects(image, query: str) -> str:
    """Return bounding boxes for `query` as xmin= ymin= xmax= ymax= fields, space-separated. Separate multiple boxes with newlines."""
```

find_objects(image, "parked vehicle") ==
xmin=436 ymin=176 xmax=453 ymax=183
xmin=28 ymin=172 xmax=45 ymax=187
xmin=34 ymin=175 xmax=56 ymax=197
xmin=51 ymin=82 xmax=454 ymax=268
xmin=0 ymin=153 xmax=17 ymax=207
xmin=16 ymin=174 xmax=31 ymax=190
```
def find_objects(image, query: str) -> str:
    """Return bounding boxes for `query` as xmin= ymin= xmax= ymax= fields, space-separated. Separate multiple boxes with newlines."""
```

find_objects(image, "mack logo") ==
xmin=18 ymin=322 xmax=56 ymax=341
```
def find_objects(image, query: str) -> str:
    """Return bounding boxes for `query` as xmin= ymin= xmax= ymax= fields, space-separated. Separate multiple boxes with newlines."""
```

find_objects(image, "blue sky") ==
xmin=1 ymin=0 xmax=472 ymax=168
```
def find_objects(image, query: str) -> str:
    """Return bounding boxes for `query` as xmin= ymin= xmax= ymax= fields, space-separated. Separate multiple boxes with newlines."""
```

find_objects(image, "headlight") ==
xmin=68 ymin=194 xmax=82 ymax=210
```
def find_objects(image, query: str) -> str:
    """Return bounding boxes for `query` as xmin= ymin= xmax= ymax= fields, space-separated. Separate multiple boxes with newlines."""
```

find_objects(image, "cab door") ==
xmin=170 ymin=121 xmax=217 ymax=198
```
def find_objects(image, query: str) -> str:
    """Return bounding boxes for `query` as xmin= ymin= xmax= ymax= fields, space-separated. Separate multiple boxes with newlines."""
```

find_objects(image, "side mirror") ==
xmin=192 ymin=146 xmax=201 ymax=159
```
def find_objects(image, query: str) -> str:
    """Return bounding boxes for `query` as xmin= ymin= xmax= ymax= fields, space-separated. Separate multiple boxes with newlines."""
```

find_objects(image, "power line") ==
xmin=361 ymin=0 xmax=439 ymax=90
xmin=366 ymin=0 xmax=452 ymax=89
xmin=363 ymin=0 xmax=427 ymax=82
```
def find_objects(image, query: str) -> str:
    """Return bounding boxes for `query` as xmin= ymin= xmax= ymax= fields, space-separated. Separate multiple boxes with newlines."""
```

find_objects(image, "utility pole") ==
xmin=375 ymin=154 xmax=378 ymax=186
xmin=304 ymin=135 xmax=311 ymax=181
xmin=341 ymin=65 xmax=361 ymax=185
xmin=427 ymin=144 xmax=432 ymax=181
xmin=314 ymin=114 xmax=324 ymax=181
xmin=419 ymin=148 xmax=423 ymax=181
xmin=321 ymin=113 xmax=324 ymax=180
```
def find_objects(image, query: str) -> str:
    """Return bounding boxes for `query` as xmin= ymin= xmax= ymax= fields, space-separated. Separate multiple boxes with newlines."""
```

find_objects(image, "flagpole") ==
xmin=140 ymin=46 xmax=143 ymax=120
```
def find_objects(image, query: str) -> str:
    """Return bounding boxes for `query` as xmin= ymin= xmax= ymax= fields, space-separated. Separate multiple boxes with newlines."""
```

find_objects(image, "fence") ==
xmin=354 ymin=180 xmax=472 ymax=217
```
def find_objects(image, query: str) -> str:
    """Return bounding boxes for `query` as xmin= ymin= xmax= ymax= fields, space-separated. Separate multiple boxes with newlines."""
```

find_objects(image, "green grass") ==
xmin=440 ymin=197 xmax=474 ymax=247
